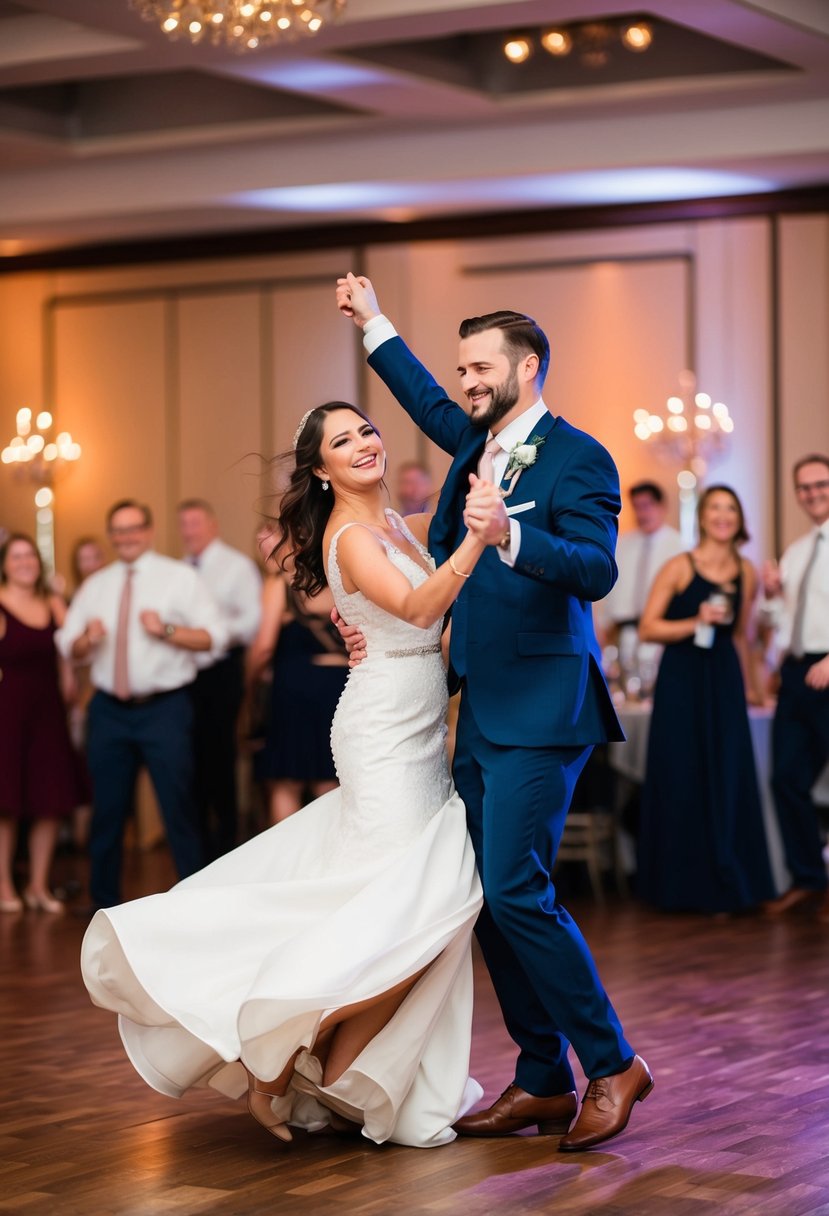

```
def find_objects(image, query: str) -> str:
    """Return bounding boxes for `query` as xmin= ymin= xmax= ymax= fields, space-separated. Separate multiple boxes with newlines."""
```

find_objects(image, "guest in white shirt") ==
xmin=594 ymin=482 xmax=683 ymax=660
xmin=56 ymin=499 xmax=228 ymax=911
xmin=761 ymin=454 xmax=829 ymax=920
xmin=177 ymin=499 xmax=262 ymax=859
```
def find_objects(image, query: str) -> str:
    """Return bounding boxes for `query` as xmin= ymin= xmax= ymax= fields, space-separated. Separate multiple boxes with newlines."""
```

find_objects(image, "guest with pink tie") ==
xmin=56 ymin=500 xmax=228 ymax=912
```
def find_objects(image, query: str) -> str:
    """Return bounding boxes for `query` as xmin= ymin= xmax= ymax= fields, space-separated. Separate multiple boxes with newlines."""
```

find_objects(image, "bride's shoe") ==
xmin=247 ymin=1078 xmax=293 ymax=1143
xmin=23 ymin=889 xmax=64 ymax=914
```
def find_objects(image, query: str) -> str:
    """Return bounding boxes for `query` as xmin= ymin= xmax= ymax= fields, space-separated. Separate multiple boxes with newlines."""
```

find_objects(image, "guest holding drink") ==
xmin=636 ymin=486 xmax=776 ymax=914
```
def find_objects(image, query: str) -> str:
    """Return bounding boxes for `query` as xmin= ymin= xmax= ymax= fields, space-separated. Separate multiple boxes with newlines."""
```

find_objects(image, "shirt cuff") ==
xmin=496 ymin=520 xmax=519 ymax=567
xmin=363 ymin=314 xmax=398 ymax=355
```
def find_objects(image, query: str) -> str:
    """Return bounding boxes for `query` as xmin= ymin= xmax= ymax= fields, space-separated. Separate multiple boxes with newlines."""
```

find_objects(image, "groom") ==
xmin=336 ymin=274 xmax=652 ymax=1151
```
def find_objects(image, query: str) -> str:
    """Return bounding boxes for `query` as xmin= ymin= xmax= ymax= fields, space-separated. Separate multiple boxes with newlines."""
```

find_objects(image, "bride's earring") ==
xmin=321 ymin=479 xmax=329 ymax=491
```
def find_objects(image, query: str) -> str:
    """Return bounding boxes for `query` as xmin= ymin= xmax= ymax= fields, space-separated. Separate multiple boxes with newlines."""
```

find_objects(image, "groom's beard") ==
xmin=468 ymin=364 xmax=520 ymax=430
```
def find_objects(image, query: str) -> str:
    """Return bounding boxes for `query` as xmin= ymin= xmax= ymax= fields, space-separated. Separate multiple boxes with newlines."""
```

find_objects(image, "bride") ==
xmin=80 ymin=400 xmax=504 ymax=1148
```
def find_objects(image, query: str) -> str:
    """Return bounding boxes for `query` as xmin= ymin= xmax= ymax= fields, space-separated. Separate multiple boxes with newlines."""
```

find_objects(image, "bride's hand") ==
xmin=331 ymin=606 xmax=368 ymax=667
xmin=335 ymin=272 xmax=381 ymax=328
xmin=464 ymin=474 xmax=509 ymax=546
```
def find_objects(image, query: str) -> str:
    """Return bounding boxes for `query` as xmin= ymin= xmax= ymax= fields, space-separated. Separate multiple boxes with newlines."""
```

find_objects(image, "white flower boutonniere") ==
xmin=501 ymin=433 xmax=546 ymax=498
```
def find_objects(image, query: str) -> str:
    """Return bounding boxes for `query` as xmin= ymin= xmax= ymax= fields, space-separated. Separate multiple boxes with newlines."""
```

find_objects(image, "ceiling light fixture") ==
xmin=131 ymin=0 xmax=347 ymax=51
xmin=503 ymin=36 xmax=533 ymax=64
xmin=505 ymin=17 xmax=654 ymax=68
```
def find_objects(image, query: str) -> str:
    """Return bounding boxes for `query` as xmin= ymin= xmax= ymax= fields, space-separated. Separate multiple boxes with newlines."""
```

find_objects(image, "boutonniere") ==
xmin=501 ymin=434 xmax=546 ymax=499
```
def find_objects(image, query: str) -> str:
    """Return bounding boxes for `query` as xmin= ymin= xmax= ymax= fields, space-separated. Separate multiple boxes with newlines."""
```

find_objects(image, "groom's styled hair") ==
xmin=458 ymin=311 xmax=551 ymax=386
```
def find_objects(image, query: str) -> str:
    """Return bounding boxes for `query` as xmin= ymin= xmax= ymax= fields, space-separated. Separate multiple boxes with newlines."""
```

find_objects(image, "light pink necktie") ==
xmin=477 ymin=435 xmax=502 ymax=483
xmin=113 ymin=568 xmax=134 ymax=700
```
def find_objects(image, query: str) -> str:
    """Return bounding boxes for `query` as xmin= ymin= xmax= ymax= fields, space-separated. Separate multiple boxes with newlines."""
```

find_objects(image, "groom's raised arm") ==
xmin=336 ymin=272 xmax=468 ymax=456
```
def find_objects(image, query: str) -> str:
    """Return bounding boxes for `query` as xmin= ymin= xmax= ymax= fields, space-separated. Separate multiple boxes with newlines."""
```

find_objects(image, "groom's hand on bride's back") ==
xmin=331 ymin=606 xmax=367 ymax=667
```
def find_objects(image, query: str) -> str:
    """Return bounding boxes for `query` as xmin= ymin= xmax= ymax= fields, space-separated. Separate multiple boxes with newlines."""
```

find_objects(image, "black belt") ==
xmin=785 ymin=652 xmax=828 ymax=664
xmin=100 ymin=687 xmax=185 ymax=708
xmin=616 ymin=619 xmax=640 ymax=630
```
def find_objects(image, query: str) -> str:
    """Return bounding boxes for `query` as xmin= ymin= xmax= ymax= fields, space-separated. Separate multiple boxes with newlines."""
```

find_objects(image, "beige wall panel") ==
xmin=177 ymin=290 xmax=263 ymax=558
xmin=694 ymin=218 xmax=773 ymax=566
xmin=51 ymin=298 xmax=168 ymax=579
xmin=778 ymin=214 xmax=829 ymax=551
xmin=269 ymin=279 xmax=359 ymax=458
xmin=0 ymin=271 xmax=56 ymax=537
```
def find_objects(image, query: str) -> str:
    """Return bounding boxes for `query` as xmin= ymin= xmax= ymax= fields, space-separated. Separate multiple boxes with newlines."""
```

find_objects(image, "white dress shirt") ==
xmin=761 ymin=520 xmax=829 ymax=655
xmin=362 ymin=315 xmax=549 ymax=566
xmin=596 ymin=524 xmax=685 ymax=630
xmin=185 ymin=537 xmax=262 ymax=656
xmin=56 ymin=550 xmax=229 ymax=697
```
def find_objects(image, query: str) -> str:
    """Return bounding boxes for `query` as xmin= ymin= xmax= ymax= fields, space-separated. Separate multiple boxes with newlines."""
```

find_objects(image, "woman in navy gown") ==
xmin=637 ymin=486 xmax=776 ymax=914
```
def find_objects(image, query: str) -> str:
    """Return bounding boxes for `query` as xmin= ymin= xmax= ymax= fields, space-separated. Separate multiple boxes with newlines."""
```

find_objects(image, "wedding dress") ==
xmin=80 ymin=510 xmax=483 ymax=1148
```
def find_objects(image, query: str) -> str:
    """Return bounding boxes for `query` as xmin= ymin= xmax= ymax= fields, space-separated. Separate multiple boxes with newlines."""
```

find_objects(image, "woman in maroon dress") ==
xmin=0 ymin=533 xmax=80 ymax=913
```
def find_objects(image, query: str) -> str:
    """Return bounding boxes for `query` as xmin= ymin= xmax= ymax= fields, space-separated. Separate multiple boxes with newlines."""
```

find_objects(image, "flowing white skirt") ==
xmin=81 ymin=786 xmax=483 ymax=1148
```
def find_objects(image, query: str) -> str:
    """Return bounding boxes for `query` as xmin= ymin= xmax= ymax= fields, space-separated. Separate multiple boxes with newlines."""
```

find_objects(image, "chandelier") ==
xmin=1 ymin=408 xmax=82 ymax=574
xmin=504 ymin=19 xmax=653 ymax=67
xmin=634 ymin=370 xmax=734 ymax=543
xmin=131 ymin=0 xmax=347 ymax=51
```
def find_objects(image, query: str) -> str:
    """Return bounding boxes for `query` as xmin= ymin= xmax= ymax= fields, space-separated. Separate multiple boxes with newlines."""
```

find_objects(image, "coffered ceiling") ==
xmin=1 ymin=0 xmax=828 ymax=261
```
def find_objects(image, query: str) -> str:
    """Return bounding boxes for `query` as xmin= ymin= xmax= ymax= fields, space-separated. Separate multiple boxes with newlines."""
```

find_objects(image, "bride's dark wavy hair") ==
xmin=272 ymin=400 xmax=379 ymax=595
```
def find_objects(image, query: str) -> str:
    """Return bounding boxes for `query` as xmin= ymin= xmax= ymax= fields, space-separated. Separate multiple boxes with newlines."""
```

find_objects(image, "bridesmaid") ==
xmin=0 ymin=534 xmax=80 ymax=913
xmin=636 ymin=486 xmax=776 ymax=914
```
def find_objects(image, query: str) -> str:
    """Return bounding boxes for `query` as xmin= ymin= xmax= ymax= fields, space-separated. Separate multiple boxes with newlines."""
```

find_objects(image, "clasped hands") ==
xmin=464 ymin=472 xmax=510 ymax=546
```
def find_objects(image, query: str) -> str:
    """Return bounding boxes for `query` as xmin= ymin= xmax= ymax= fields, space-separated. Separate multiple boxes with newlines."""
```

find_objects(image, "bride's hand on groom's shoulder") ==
xmin=331 ymin=606 xmax=367 ymax=667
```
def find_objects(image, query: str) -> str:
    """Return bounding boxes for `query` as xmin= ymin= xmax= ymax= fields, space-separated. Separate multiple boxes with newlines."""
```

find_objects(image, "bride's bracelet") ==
xmin=448 ymin=555 xmax=471 ymax=579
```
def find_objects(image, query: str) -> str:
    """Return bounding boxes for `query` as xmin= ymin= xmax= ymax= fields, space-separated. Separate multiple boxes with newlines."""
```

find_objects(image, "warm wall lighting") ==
xmin=2 ymin=408 xmax=82 ymax=574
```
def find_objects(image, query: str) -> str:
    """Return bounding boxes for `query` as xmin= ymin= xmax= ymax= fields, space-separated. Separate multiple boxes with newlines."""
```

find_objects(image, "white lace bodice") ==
xmin=324 ymin=510 xmax=451 ymax=864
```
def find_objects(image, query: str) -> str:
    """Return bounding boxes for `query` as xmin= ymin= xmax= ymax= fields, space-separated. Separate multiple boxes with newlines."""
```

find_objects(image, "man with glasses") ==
xmin=57 ymin=499 xmax=227 ymax=912
xmin=762 ymin=455 xmax=829 ymax=919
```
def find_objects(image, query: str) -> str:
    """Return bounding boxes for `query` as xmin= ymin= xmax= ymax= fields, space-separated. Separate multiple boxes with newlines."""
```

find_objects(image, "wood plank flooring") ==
xmin=2 ymin=846 xmax=829 ymax=1216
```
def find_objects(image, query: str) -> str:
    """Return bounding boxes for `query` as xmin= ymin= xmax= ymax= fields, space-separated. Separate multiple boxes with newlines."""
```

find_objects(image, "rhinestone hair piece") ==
xmin=292 ymin=408 xmax=317 ymax=450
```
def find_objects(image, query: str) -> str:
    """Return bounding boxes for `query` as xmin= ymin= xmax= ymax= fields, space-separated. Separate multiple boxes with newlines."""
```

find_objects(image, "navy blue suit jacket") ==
xmin=369 ymin=335 xmax=624 ymax=748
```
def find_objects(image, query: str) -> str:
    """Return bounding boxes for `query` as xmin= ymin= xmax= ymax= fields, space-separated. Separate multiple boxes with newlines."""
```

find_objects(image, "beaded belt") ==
xmin=384 ymin=644 xmax=442 ymax=659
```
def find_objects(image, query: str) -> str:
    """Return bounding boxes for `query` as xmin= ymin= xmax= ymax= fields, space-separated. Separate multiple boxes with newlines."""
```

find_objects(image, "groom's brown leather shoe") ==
xmin=453 ymin=1084 xmax=577 ymax=1137
xmin=559 ymin=1056 xmax=653 ymax=1152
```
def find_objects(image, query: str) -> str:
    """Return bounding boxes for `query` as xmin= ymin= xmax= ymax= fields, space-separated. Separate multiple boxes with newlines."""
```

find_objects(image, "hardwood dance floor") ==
xmin=2 ymin=846 xmax=829 ymax=1216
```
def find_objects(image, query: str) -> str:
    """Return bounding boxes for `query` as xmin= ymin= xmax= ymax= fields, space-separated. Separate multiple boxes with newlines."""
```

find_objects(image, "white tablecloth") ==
xmin=608 ymin=703 xmax=829 ymax=895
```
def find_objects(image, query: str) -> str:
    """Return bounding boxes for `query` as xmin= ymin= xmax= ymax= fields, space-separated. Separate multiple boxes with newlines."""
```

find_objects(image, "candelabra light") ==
xmin=634 ymin=370 xmax=733 ymax=543
xmin=2 ymin=408 xmax=82 ymax=573
xmin=131 ymin=0 xmax=346 ymax=52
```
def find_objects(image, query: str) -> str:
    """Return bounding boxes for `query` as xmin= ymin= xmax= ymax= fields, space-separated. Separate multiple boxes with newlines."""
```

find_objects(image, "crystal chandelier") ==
xmin=131 ymin=0 xmax=347 ymax=51
xmin=634 ymin=369 xmax=734 ymax=543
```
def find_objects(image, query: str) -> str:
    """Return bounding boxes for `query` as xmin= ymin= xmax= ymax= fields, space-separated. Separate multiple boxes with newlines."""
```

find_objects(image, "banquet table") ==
xmin=608 ymin=702 xmax=829 ymax=896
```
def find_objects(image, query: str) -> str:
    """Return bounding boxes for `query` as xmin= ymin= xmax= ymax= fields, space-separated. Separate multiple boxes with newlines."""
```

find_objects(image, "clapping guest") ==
xmin=636 ymin=486 xmax=776 ymax=914
xmin=177 ymin=499 xmax=262 ymax=859
xmin=246 ymin=566 xmax=347 ymax=824
xmin=56 ymin=500 xmax=228 ymax=911
xmin=0 ymin=534 xmax=80 ymax=913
